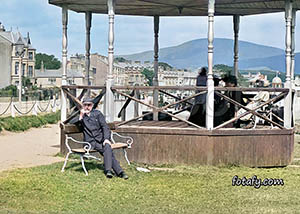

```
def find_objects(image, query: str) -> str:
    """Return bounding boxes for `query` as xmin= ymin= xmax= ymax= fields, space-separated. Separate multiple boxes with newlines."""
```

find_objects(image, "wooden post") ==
xmin=134 ymin=89 xmax=140 ymax=117
xmin=153 ymin=16 xmax=159 ymax=120
xmin=61 ymin=6 xmax=68 ymax=121
xmin=284 ymin=0 xmax=293 ymax=128
xmin=121 ymin=109 xmax=126 ymax=121
xmin=206 ymin=0 xmax=215 ymax=130
xmin=85 ymin=12 xmax=92 ymax=87
xmin=106 ymin=0 xmax=115 ymax=122
xmin=233 ymin=15 xmax=240 ymax=78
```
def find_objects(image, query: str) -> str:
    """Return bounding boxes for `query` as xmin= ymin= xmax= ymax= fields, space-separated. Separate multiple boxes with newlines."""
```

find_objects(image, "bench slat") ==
xmin=71 ymin=142 xmax=128 ymax=153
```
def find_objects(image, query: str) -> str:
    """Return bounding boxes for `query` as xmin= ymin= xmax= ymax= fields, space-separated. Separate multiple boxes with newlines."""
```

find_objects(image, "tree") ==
xmin=141 ymin=68 xmax=154 ymax=86
xmin=158 ymin=62 xmax=173 ymax=70
xmin=22 ymin=77 xmax=32 ymax=88
xmin=115 ymin=57 xmax=127 ymax=62
xmin=35 ymin=53 xmax=61 ymax=69
xmin=214 ymin=64 xmax=233 ymax=77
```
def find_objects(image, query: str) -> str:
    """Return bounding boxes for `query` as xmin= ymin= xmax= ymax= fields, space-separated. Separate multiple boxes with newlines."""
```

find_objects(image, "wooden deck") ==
xmin=60 ymin=121 xmax=294 ymax=167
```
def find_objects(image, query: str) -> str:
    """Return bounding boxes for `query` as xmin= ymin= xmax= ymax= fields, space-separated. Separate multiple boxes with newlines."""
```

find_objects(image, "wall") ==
xmin=0 ymin=36 xmax=12 ymax=88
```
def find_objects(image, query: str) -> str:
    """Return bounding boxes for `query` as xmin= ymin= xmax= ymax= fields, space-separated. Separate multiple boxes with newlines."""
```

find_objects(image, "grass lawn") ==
xmin=0 ymin=135 xmax=300 ymax=214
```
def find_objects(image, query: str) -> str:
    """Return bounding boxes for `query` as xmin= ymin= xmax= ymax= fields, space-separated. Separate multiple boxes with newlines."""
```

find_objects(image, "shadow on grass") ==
xmin=64 ymin=160 xmax=105 ymax=174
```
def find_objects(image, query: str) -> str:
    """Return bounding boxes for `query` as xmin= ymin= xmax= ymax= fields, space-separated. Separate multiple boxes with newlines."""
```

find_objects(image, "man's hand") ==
xmin=103 ymin=139 xmax=111 ymax=146
xmin=79 ymin=109 xmax=89 ymax=120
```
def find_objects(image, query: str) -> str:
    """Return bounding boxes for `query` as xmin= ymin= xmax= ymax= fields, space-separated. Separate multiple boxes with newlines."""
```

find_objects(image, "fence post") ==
xmin=11 ymin=102 xmax=15 ymax=117
xmin=52 ymin=98 xmax=57 ymax=112
xmin=32 ymin=102 xmax=38 ymax=116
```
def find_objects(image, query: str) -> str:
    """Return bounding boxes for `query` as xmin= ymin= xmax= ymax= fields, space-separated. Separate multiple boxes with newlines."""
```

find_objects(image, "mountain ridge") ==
xmin=119 ymin=38 xmax=298 ymax=73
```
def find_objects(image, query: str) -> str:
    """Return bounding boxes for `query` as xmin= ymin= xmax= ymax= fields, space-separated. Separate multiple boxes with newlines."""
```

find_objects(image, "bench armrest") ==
xmin=111 ymin=132 xmax=133 ymax=149
xmin=65 ymin=136 xmax=92 ymax=154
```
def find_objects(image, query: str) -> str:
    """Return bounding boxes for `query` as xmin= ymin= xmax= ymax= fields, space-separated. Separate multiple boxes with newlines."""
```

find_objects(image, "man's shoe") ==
xmin=118 ymin=172 xmax=129 ymax=180
xmin=106 ymin=171 xmax=113 ymax=179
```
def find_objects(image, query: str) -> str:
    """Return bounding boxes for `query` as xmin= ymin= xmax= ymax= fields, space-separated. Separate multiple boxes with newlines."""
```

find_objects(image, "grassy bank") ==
xmin=0 ymin=135 xmax=299 ymax=214
xmin=0 ymin=111 xmax=60 ymax=132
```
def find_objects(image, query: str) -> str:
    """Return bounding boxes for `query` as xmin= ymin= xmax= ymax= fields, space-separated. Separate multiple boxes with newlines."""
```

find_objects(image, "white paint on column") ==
xmin=206 ymin=0 xmax=215 ymax=130
xmin=61 ymin=6 xmax=68 ymax=121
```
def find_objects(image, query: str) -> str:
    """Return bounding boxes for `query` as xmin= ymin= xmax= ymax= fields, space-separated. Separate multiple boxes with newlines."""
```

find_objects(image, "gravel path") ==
xmin=0 ymin=124 xmax=64 ymax=172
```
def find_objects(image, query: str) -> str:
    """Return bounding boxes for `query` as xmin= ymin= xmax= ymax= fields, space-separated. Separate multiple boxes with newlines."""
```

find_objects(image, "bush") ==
xmin=0 ymin=111 xmax=60 ymax=132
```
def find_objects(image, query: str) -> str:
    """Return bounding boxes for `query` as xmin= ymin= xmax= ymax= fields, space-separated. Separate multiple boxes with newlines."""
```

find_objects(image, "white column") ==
xmin=233 ymin=15 xmax=240 ymax=77
xmin=61 ymin=6 xmax=68 ymax=121
xmin=291 ymin=9 xmax=296 ymax=87
xmin=284 ymin=0 xmax=293 ymax=128
xmin=106 ymin=0 xmax=115 ymax=122
xmin=206 ymin=0 xmax=215 ymax=130
xmin=153 ymin=15 xmax=159 ymax=120
xmin=85 ymin=11 xmax=92 ymax=86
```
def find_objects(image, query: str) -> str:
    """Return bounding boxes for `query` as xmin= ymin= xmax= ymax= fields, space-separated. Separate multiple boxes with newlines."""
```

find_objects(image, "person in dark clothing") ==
xmin=196 ymin=67 xmax=208 ymax=87
xmin=195 ymin=67 xmax=207 ymax=104
xmin=79 ymin=97 xmax=128 ymax=179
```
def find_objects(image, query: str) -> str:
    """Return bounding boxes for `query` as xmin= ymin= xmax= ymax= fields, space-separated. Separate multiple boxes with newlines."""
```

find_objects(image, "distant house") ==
xmin=0 ymin=22 xmax=36 ymax=88
xmin=35 ymin=66 xmax=84 ymax=88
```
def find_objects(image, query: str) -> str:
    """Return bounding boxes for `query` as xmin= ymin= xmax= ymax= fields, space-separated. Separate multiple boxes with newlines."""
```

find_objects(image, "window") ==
xmin=28 ymin=66 xmax=33 ymax=77
xmin=48 ymin=78 xmax=56 ymax=84
xmin=67 ymin=79 xmax=74 ymax=85
xmin=15 ymin=62 xmax=19 ymax=75
xmin=28 ymin=52 xmax=33 ymax=60
xmin=22 ymin=64 xmax=25 ymax=76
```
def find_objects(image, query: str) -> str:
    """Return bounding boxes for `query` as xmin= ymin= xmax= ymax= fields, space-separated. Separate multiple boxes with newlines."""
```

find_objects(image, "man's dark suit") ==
xmin=79 ymin=109 xmax=123 ymax=175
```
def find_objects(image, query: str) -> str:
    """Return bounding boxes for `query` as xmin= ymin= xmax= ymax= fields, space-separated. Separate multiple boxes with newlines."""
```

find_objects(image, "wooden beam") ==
xmin=214 ymin=91 xmax=286 ymax=129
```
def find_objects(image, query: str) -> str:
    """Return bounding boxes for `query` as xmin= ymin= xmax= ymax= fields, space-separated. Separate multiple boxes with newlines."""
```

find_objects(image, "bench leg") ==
xmin=61 ymin=152 xmax=71 ymax=172
xmin=123 ymin=148 xmax=130 ymax=165
xmin=80 ymin=154 xmax=88 ymax=176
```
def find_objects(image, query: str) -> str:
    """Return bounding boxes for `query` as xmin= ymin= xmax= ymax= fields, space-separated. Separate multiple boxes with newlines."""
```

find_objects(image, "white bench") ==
xmin=61 ymin=131 xmax=133 ymax=176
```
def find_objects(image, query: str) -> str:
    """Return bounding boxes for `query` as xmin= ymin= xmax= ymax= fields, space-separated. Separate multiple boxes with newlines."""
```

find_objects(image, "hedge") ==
xmin=0 ymin=111 xmax=60 ymax=132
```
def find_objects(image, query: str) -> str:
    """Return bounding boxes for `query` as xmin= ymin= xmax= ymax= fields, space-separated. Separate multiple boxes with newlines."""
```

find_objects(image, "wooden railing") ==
xmin=61 ymin=85 xmax=292 ymax=130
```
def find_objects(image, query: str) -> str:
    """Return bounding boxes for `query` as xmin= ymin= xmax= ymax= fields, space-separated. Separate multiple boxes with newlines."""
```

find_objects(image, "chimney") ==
xmin=0 ymin=22 xmax=5 ymax=32
xmin=27 ymin=32 xmax=31 ymax=44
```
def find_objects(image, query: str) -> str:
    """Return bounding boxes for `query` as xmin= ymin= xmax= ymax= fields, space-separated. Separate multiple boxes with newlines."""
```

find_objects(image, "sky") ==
xmin=0 ymin=0 xmax=298 ymax=59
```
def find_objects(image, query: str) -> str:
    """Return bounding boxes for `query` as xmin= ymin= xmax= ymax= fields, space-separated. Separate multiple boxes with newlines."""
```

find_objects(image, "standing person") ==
xmin=195 ymin=67 xmax=207 ymax=104
xmin=79 ymin=97 xmax=128 ymax=179
xmin=196 ymin=67 xmax=208 ymax=87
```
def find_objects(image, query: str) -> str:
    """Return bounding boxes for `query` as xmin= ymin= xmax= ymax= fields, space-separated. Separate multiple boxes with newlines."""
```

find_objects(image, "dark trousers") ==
xmin=93 ymin=142 xmax=123 ymax=175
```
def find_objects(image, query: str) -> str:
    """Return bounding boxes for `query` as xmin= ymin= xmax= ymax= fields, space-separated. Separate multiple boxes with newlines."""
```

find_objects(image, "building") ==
xmin=67 ymin=53 xmax=197 ymax=87
xmin=0 ymin=22 xmax=36 ymax=88
xmin=272 ymin=72 xmax=283 ymax=88
xmin=35 ymin=64 xmax=84 ymax=88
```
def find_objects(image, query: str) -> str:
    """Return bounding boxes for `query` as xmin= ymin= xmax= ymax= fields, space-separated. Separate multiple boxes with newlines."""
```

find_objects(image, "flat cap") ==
xmin=82 ymin=97 xmax=94 ymax=104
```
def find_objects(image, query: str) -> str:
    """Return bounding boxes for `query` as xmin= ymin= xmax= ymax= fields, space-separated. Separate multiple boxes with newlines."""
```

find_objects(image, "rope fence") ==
xmin=0 ymin=98 xmax=13 ymax=116
xmin=37 ymin=100 xmax=51 ymax=112
xmin=0 ymin=98 xmax=60 ymax=117
xmin=13 ymin=102 xmax=36 ymax=115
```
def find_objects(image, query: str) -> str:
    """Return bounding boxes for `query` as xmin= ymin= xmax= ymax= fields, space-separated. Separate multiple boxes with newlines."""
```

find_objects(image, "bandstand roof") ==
xmin=49 ymin=0 xmax=300 ymax=16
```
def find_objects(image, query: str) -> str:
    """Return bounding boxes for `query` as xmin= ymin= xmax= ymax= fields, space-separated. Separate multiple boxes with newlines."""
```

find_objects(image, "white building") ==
xmin=0 ymin=22 xmax=36 ymax=88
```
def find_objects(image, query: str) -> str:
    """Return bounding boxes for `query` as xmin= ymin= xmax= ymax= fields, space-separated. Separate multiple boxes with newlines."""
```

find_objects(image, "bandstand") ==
xmin=49 ymin=0 xmax=297 ymax=167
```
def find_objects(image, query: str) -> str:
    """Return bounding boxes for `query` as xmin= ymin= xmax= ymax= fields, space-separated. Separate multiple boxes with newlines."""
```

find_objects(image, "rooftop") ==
xmin=49 ymin=0 xmax=300 ymax=16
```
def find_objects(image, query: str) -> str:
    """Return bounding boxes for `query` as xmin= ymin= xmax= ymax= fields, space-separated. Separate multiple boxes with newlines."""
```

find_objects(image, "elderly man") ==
xmin=79 ymin=97 xmax=128 ymax=179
